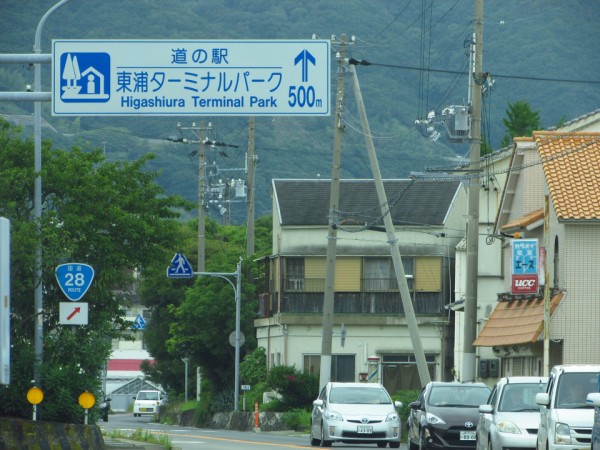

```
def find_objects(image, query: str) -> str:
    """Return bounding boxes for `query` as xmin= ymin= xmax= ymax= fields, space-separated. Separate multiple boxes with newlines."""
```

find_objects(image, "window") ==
xmin=363 ymin=257 xmax=414 ymax=291
xmin=304 ymin=354 xmax=356 ymax=382
xmin=286 ymin=257 xmax=304 ymax=291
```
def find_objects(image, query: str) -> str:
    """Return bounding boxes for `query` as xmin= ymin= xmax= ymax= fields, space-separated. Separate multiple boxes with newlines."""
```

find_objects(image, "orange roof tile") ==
xmin=473 ymin=292 xmax=565 ymax=347
xmin=500 ymin=208 xmax=544 ymax=232
xmin=534 ymin=132 xmax=600 ymax=220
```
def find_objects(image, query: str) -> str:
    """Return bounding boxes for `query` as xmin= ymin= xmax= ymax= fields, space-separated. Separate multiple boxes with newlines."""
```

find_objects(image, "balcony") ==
xmin=258 ymin=277 xmax=446 ymax=317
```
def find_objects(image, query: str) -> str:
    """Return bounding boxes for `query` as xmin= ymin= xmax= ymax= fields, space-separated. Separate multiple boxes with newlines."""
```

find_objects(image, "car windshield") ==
xmin=555 ymin=373 xmax=598 ymax=409
xmin=138 ymin=391 xmax=159 ymax=400
xmin=499 ymin=382 xmax=546 ymax=412
xmin=329 ymin=386 xmax=391 ymax=404
xmin=428 ymin=385 xmax=490 ymax=407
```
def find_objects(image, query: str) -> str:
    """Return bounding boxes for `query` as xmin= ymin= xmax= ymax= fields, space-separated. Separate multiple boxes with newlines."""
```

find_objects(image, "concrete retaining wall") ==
xmin=0 ymin=417 xmax=104 ymax=450
xmin=178 ymin=410 xmax=288 ymax=432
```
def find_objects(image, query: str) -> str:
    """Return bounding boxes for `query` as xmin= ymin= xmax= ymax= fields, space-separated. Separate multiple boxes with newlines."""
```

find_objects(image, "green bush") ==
xmin=267 ymin=365 xmax=319 ymax=410
xmin=260 ymin=398 xmax=285 ymax=412
xmin=391 ymin=389 xmax=420 ymax=441
xmin=240 ymin=347 xmax=268 ymax=386
xmin=282 ymin=408 xmax=311 ymax=431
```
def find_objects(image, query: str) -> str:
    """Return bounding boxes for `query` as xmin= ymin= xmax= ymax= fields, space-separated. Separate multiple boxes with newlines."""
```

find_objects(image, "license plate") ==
xmin=460 ymin=431 xmax=476 ymax=441
xmin=140 ymin=408 xmax=147 ymax=412
xmin=357 ymin=425 xmax=373 ymax=434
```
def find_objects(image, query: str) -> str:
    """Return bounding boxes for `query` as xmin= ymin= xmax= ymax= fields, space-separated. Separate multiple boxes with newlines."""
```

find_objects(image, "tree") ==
xmin=0 ymin=119 xmax=190 ymax=422
xmin=500 ymin=100 xmax=542 ymax=147
xmin=141 ymin=215 xmax=272 ymax=403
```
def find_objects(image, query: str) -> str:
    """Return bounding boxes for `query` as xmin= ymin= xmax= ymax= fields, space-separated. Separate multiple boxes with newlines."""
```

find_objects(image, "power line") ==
xmin=364 ymin=60 xmax=600 ymax=85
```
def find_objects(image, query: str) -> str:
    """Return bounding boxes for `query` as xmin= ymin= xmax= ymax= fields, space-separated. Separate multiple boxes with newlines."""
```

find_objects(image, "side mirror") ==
xmin=479 ymin=404 xmax=493 ymax=414
xmin=394 ymin=401 xmax=403 ymax=409
xmin=587 ymin=392 xmax=600 ymax=407
xmin=409 ymin=401 xmax=422 ymax=410
xmin=535 ymin=392 xmax=550 ymax=406
xmin=313 ymin=399 xmax=324 ymax=407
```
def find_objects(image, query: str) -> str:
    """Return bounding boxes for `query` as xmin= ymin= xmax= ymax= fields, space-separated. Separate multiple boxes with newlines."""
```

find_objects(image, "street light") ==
xmin=33 ymin=0 xmax=72 ymax=386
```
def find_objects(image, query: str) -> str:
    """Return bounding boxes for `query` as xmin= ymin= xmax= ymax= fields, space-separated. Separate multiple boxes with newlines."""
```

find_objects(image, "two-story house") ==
xmin=474 ymin=126 xmax=600 ymax=375
xmin=254 ymin=178 xmax=467 ymax=393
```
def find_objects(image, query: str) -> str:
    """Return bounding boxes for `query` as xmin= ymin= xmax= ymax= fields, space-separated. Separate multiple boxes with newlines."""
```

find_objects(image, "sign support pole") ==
xmin=192 ymin=260 xmax=242 ymax=411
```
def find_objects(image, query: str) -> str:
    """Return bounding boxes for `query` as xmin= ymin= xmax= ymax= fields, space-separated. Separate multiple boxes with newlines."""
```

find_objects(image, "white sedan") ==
xmin=476 ymin=376 xmax=547 ymax=450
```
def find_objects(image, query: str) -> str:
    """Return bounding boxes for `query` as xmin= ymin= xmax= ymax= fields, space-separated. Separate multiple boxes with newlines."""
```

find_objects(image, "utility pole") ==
xmin=462 ymin=0 xmax=483 ymax=383
xmin=197 ymin=123 xmax=207 ymax=273
xmin=348 ymin=60 xmax=431 ymax=387
xmin=543 ymin=195 xmax=550 ymax=376
xmin=246 ymin=116 xmax=256 ymax=256
xmin=320 ymin=34 xmax=348 ymax=391
xmin=176 ymin=122 xmax=211 ymax=272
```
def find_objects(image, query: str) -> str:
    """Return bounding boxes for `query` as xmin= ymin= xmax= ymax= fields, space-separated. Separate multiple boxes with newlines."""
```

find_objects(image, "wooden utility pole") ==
xmin=462 ymin=0 xmax=483 ymax=382
xmin=319 ymin=34 xmax=347 ymax=391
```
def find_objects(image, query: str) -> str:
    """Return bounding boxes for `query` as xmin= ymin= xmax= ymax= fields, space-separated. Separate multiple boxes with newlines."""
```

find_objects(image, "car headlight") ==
xmin=554 ymin=422 xmax=571 ymax=445
xmin=497 ymin=420 xmax=521 ymax=434
xmin=325 ymin=410 xmax=343 ymax=421
xmin=386 ymin=411 xmax=399 ymax=422
xmin=426 ymin=412 xmax=446 ymax=425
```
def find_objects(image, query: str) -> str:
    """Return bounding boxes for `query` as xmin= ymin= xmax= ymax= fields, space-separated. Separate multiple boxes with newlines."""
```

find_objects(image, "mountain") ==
xmin=1 ymin=0 xmax=599 ymax=223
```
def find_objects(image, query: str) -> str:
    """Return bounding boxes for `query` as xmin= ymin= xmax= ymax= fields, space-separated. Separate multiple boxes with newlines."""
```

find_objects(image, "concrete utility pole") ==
xmin=543 ymin=195 xmax=550 ymax=376
xmin=462 ymin=0 xmax=483 ymax=383
xmin=348 ymin=61 xmax=431 ymax=387
xmin=319 ymin=34 xmax=348 ymax=391
xmin=246 ymin=116 xmax=256 ymax=256
xmin=177 ymin=122 xmax=211 ymax=273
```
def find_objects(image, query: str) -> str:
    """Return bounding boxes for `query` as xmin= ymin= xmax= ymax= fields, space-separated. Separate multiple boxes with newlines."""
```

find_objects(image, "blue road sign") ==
xmin=132 ymin=314 xmax=146 ymax=330
xmin=167 ymin=253 xmax=194 ymax=278
xmin=52 ymin=39 xmax=330 ymax=116
xmin=55 ymin=263 xmax=95 ymax=301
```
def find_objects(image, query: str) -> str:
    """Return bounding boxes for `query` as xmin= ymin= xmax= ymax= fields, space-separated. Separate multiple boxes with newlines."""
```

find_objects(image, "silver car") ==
xmin=310 ymin=382 xmax=402 ymax=448
xmin=476 ymin=376 xmax=547 ymax=450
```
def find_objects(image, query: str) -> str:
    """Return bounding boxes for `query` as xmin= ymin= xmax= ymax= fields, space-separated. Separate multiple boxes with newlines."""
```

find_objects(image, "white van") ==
xmin=536 ymin=365 xmax=600 ymax=450
xmin=133 ymin=390 xmax=164 ymax=417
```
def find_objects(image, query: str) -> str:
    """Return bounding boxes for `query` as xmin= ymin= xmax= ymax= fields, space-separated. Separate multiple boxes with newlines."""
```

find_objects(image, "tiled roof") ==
xmin=500 ymin=208 xmax=544 ymax=232
xmin=272 ymin=179 xmax=461 ymax=226
xmin=473 ymin=292 xmax=565 ymax=347
xmin=535 ymin=132 xmax=600 ymax=221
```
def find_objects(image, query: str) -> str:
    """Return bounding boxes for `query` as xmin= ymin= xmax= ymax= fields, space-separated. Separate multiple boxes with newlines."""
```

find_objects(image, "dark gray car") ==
xmin=408 ymin=382 xmax=491 ymax=450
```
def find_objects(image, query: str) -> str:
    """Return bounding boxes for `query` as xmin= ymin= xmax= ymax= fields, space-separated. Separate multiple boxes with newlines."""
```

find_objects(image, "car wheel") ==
xmin=309 ymin=423 xmax=320 ymax=446
xmin=390 ymin=441 xmax=400 ymax=449
xmin=409 ymin=437 xmax=419 ymax=450
xmin=320 ymin=422 xmax=332 ymax=447
xmin=377 ymin=443 xmax=387 ymax=448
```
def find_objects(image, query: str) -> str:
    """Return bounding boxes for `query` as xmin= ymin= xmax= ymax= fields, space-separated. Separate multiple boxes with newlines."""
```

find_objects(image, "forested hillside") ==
xmin=1 ymin=0 xmax=599 ymax=222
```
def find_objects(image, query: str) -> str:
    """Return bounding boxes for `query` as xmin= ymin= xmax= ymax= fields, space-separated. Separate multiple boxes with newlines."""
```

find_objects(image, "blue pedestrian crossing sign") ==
xmin=167 ymin=253 xmax=194 ymax=278
xmin=55 ymin=263 xmax=95 ymax=301
xmin=132 ymin=314 xmax=146 ymax=330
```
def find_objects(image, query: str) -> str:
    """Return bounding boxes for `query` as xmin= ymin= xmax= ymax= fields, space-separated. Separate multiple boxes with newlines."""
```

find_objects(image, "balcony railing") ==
xmin=258 ymin=277 xmax=445 ymax=317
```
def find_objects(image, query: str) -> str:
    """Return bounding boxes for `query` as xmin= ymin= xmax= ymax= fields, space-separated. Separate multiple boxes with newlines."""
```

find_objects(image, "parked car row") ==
xmin=310 ymin=364 xmax=600 ymax=450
